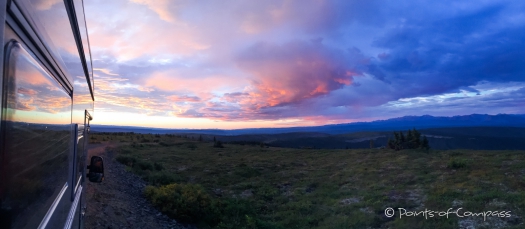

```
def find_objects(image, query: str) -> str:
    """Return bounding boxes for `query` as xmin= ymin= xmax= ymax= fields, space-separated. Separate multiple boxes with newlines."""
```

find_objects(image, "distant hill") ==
xmin=91 ymin=113 xmax=525 ymax=135
xmin=265 ymin=126 xmax=525 ymax=150
xmin=91 ymin=114 xmax=525 ymax=150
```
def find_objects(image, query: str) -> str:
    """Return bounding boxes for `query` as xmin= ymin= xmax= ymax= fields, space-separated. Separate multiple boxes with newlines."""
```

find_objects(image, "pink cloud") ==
xmin=167 ymin=95 xmax=201 ymax=102
xmin=13 ymin=86 xmax=71 ymax=113
xmin=235 ymin=40 xmax=363 ymax=109
xmin=143 ymin=71 xmax=245 ymax=92
xmin=17 ymin=88 xmax=38 ymax=95
xmin=86 ymin=0 xmax=210 ymax=61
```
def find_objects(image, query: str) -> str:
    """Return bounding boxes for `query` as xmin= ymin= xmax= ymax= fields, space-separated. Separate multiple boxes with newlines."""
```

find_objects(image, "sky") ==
xmin=82 ymin=0 xmax=525 ymax=129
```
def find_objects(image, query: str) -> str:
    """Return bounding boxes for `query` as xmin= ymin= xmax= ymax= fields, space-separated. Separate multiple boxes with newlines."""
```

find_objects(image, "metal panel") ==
xmin=63 ymin=185 xmax=82 ymax=229
xmin=72 ymin=0 xmax=93 ymax=97
xmin=0 ymin=0 xmax=9 ymax=209
xmin=64 ymin=0 xmax=93 ymax=101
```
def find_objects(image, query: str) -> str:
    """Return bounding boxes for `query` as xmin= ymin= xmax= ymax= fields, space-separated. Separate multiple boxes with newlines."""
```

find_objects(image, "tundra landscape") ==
xmin=86 ymin=127 xmax=525 ymax=229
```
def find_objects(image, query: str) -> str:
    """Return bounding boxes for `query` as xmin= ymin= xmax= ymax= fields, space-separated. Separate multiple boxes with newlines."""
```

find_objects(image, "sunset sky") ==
xmin=83 ymin=0 xmax=525 ymax=129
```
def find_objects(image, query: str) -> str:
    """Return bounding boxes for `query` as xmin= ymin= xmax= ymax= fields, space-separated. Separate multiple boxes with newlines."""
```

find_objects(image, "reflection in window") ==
xmin=16 ymin=0 xmax=78 ymax=83
xmin=16 ymin=0 xmax=94 ymax=122
xmin=0 ymin=42 xmax=72 ymax=228
xmin=16 ymin=0 xmax=90 ymax=87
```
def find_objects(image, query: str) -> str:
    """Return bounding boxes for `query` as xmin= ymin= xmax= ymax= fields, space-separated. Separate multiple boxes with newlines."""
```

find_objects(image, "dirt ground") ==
xmin=84 ymin=142 xmax=188 ymax=229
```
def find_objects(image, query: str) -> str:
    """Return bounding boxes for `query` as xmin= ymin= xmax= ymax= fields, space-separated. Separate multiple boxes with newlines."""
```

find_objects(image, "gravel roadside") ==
xmin=84 ymin=143 xmax=189 ymax=229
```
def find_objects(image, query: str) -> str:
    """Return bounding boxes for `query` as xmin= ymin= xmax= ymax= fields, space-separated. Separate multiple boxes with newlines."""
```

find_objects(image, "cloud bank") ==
xmin=82 ymin=0 xmax=525 ymax=128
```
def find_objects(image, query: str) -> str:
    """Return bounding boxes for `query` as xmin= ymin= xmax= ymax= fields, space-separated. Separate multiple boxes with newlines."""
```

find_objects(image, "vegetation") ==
xmin=91 ymin=133 xmax=525 ymax=229
xmin=213 ymin=140 xmax=224 ymax=148
xmin=387 ymin=128 xmax=430 ymax=151
xmin=447 ymin=158 xmax=468 ymax=169
xmin=144 ymin=183 xmax=220 ymax=225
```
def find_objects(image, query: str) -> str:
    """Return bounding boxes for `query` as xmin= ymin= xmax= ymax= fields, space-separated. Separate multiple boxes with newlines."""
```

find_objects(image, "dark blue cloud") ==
xmin=368 ymin=3 xmax=525 ymax=98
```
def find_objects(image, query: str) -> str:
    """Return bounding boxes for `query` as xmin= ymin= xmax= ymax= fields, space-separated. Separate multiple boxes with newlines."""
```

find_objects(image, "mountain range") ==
xmin=91 ymin=113 xmax=525 ymax=135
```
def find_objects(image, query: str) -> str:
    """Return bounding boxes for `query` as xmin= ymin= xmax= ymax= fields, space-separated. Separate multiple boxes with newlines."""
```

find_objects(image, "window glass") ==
xmin=71 ymin=72 xmax=93 ymax=123
xmin=15 ymin=0 xmax=78 ymax=85
xmin=16 ymin=0 xmax=94 ymax=122
xmin=0 ymin=42 xmax=72 ymax=228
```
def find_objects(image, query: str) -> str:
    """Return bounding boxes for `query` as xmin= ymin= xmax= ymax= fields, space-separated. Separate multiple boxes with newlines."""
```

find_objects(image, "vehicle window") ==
xmin=15 ymin=0 xmax=89 ymax=88
xmin=15 ymin=0 xmax=94 ymax=122
xmin=0 ymin=41 xmax=72 ymax=228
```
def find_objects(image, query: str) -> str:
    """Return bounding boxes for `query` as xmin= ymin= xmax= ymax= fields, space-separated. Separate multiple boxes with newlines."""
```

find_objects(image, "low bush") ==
xmin=145 ymin=171 xmax=180 ymax=186
xmin=144 ymin=183 xmax=220 ymax=225
xmin=136 ymin=161 xmax=154 ymax=171
xmin=187 ymin=143 xmax=197 ymax=150
xmin=234 ymin=163 xmax=261 ymax=178
xmin=154 ymin=162 xmax=164 ymax=171
xmin=144 ymin=183 xmax=271 ymax=228
xmin=120 ymin=148 xmax=133 ymax=154
xmin=214 ymin=141 xmax=224 ymax=148
xmin=448 ymin=158 xmax=467 ymax=169
xmin=116 ymin=155 xmax=137 ymax=167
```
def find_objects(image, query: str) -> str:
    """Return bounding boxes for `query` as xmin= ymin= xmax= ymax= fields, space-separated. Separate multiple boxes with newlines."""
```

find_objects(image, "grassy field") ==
xmin=90 ymin=132 xmax=525 ymax=229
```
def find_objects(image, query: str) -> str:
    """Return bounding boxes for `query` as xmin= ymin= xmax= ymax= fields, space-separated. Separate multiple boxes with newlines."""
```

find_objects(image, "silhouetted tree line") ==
xmin=387 ymin=128 xmax=429 ymax=151
xmin=98 ymin=132 xmax=135 ymax=135
xmin=213 ymin=141 xmax=224 ymax=148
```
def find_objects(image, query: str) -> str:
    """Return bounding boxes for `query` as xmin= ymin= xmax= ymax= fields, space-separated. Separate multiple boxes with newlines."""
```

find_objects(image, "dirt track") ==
xmin=84 ymin=142 xmax=187 ymax=229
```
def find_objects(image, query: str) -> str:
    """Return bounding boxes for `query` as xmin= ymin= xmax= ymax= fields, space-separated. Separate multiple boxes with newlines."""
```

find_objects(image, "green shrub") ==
xmin=214 ymin=141 xmax=224 ymax=148
xmin=144 ymin=183 xmax=220 ymax=224
xmin=145 ymin=171 xmax=180 ymax=186
xmin=116 ymin=155 xmax=137 ymax=167
xmin=136 ymin=161 xmax=154 ymax=171
xmin=144 ymin=184 xmax=267 ymax=228
xmin=154 ymin=162 xmax=164 ymax=171
xmin=187 ymin=143 xmax=197 ymax=150
xmin=448 ymin=158 xmax=467 ymax=169
xmin=120 ymin=148 xmax=133 ymax=154
xmin=216 ymin=198 xmax=260 ymax=229
xmin=234 ymin=163 xmax=260 ymax=178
